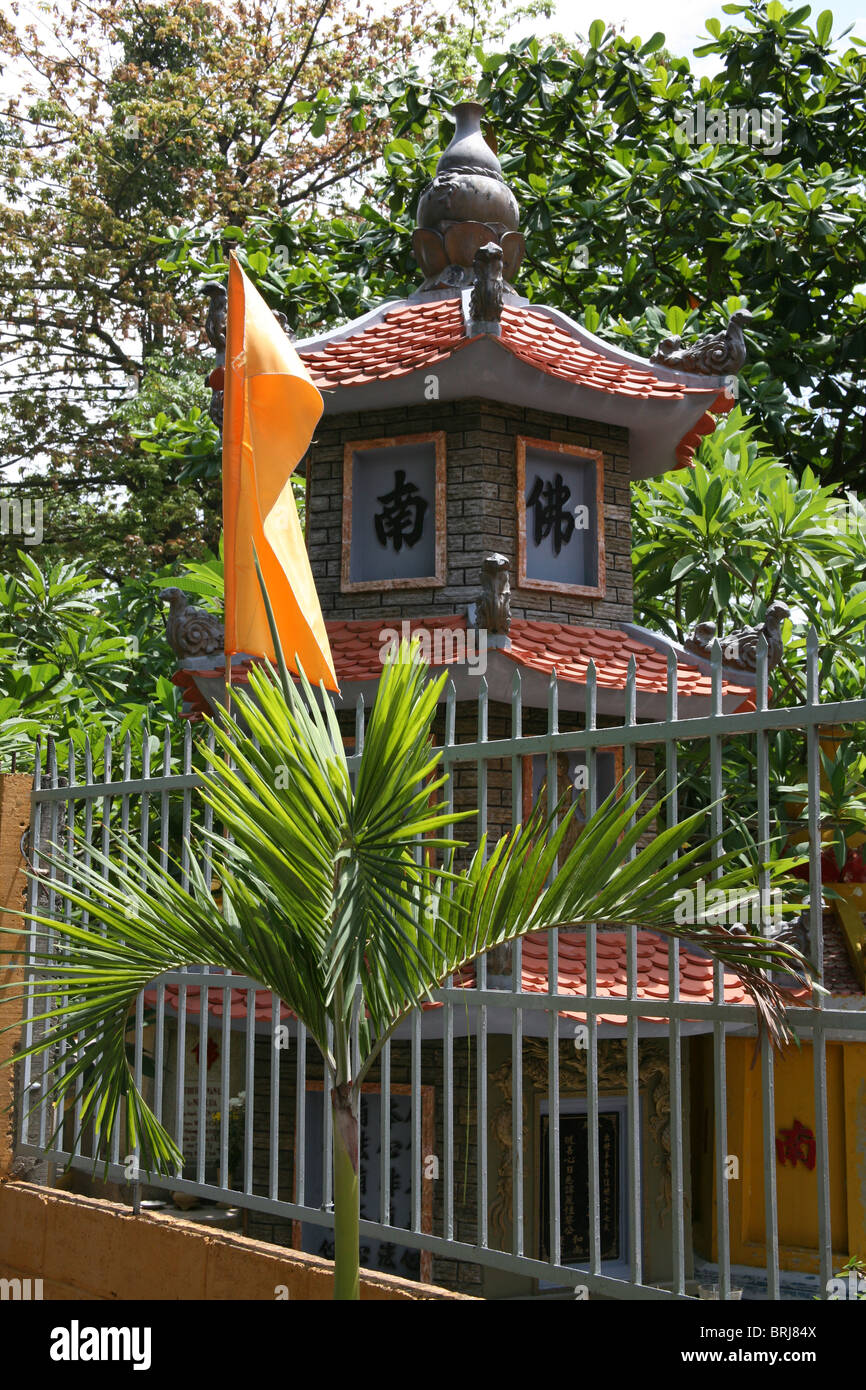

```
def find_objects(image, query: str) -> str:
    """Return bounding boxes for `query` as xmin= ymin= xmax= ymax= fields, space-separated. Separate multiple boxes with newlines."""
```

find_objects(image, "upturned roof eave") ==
xmin=302 ymin=330 xmax=723 ymax=480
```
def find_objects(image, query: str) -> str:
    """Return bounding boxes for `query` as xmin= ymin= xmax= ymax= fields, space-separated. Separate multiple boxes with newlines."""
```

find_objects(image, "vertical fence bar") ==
xmin=443 ymin=681 xmax=455 ymax=1244
xmin=665 ymin=649 xmax=686 ymax=1296
xmin=195 ymin=977 xmax=210 ymax=1188
xmin=323 ymin=1020 xmax=333 ymax=1215
xmin=709 ymin=640 xmax=731 ymax=1299
xmin=412 ymin=1008 xmax=422 ymax=1234
xmin=269 ymin=996 xmax=281 ymax=1201
xmin=295 ymin=1022 xmax=307 ymax=1208
xmin=476 ymin=676 xmax=491 ymax=1252
xmin=197 ymin=726 xmax=216 ymax=1196
xmin=755 ymin=637 xmax=781 ymax=1300
xmin=110 ymin=734 xmax=133 ymax=1173
xmin=511 ymin=666 xmax=524 ymax=1258
xmin=244 ymin=987 xmax=254 ymax=1195
xmin=545 ymin=670 xmax=560 ymax=1270
xmin=151 ymin=727 xmax=167 ymax=1131
xmin=70 ymin=741 xmax=87 ymax=1158
xmin=624 ymin=658 xmax=642 ymax=1286
xmin=806 ymin=628 xmax=832 ymax=1293
xmin=219 ymin=980 xmax=231 ymax=1189
xmin=19 ymin=742 xmax=42 ymax=1154
xmin=477 ymin=677 xmax=488 ymax=856
xmin=39 ymin=737 xmax=59 ymax=1163
xmin=585 ymin=661 xmax=601 ymax=1281
xmin=380 ymin=1037 xmax=391 ymax=1230
xmin=131 ymin=736 xmax=146 ymax=1207
xmin=40 ymin=738 xmax=60 ymax=1160
xmin=58 ymin=739 xmax=76 ymax=1166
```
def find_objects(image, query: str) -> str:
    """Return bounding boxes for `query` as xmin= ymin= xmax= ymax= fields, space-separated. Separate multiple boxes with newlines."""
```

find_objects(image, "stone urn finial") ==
xmin=412 ymin=101 xmax=525 ymax=291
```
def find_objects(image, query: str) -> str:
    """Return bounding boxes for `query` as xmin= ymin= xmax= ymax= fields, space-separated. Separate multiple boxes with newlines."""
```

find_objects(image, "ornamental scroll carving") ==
xmin=489 ymin=1039 xmax=671 ymax=1252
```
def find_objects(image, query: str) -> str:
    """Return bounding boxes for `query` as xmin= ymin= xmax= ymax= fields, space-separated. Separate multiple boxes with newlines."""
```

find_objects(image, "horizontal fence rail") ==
xmin=13 ymin=639 xmax=866 ymax=1300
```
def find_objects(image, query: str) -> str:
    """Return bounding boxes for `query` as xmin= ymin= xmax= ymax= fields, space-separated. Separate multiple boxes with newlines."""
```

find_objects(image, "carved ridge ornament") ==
xmin=489 ymin=1039 xmax=671 ymax=1252
xmin=649 ymin=310 xmax=751 ymax=377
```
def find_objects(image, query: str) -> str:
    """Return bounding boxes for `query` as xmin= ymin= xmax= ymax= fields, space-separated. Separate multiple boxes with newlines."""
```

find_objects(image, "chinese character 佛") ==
xmin=527 ymin=473 xmax=575 ymax=555
xmin=374 ymin=469 xmax=429 ymax=552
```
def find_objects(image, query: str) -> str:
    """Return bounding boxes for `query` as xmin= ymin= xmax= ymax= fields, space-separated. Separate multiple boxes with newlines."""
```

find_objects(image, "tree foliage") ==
xmin=0 ymin=0 xmax=507 ymax=574
xmin=160 ymin=2 xmax=865 ymax=490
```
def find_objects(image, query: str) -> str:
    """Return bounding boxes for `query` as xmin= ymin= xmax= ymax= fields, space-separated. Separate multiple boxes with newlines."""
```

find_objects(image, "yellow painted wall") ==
xmin=692 ymin=1035 xmax=866 ymax=1273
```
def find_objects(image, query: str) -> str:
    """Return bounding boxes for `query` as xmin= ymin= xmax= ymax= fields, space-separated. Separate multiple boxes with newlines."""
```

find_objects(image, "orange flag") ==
xmin=222 ymin=253 xmax=338 ymax=690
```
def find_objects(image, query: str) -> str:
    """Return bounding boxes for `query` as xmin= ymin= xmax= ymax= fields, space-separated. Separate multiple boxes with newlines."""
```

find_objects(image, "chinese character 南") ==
xmin=527 ymin=473 xmax=575 ymax=555
xmin=775 ymin=1118 xmax=816 ymax=1171
xmin=374 ymin=469 xmax=429 ymax=551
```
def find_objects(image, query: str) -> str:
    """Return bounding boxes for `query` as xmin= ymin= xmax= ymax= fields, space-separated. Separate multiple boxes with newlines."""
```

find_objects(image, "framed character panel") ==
xmin=516 ymin=436 xmax=606 ymax=598
xmin=342 ymin=432 xmax=446 ymax=592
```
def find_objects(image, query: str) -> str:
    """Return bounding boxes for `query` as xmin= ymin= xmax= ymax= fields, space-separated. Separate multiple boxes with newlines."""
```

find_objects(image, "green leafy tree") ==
xmin=631 ymin=407 xmax=866 ymax=867
xmin=159 ymin=3 xmax=865 ymax=493
xmin=0 ymin=549 xmax=239 ymax=772
xmin=631 ymin=406 xmax=866 ymax=706
xmin=2 ymin=643 xmax=811 ymax=1297
xmin=0 ymin=0 xmax=487 ymax=575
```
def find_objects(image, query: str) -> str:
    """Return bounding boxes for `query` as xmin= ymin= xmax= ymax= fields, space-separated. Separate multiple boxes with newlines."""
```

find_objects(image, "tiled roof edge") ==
xmin=619 ymin=622 xmax=758 ymax=689
xmin=516 ymin=304 xmax=730 ymax=393
xmin=294 ymin=296 xmax=408 ymax=354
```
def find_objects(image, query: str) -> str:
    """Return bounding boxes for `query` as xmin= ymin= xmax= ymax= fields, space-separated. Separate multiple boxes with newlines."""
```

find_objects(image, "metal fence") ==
xmin=13 ymin=636 xmax=866 ymax=1300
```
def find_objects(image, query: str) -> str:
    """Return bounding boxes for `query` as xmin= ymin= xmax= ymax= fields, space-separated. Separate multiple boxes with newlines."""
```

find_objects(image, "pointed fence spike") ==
xmin=445 ymin=679 xmax=456 ymax=747
xmin=585 ymin=659 xmax=597 ymax=731
xmin=478 ymin=675 xmax=489 ymax=742
xmin=625 ymin=654 xmax=636 ymax=726
xmin=355 ymin=692 xmax=365 ymax=755
xmin=756 ymin=632 xmax=769 ymax=712
xmin=806 ymin=625 xmax=820 ymax=704
xmin=666 ymin=647 xmax=678 ymax=721
xmin=547 ymin=667 xmax=559 ymax=735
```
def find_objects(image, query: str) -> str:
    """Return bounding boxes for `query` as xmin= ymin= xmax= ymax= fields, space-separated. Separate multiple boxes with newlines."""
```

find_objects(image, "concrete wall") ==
xmin=0 ymin=1184 xmax=474 ymax=1300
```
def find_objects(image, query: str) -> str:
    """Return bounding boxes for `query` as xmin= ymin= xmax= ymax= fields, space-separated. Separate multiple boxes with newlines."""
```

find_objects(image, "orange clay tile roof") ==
xmin=300 ymin=300 xmax=711 ymax=403
xmin=324 ymin=616 xmax=752 ymax=701
xmin=173 ymin=617 xmax=752 ymax=717
xmin=517 ymin=930 xmax=752 ymax=1024
xmin=504 ymin=619 xmax=752 ymax=699
xmin=146 ymin=932 xmax=811 ymax=1027
xmin=144 ymin=983 xmax=293 ymax=1023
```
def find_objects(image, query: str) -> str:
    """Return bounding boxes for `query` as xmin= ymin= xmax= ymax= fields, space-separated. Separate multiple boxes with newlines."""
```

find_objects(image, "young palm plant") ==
xmin=1 ymin=643 xmax=811 ymax=1299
